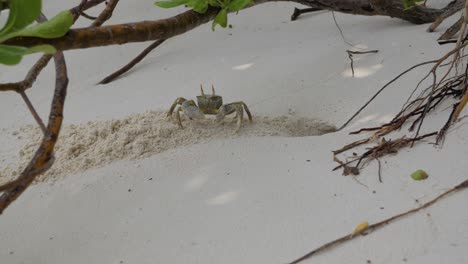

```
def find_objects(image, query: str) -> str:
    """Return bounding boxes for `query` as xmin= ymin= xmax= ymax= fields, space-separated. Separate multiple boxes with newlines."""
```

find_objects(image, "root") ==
xmin=335 ymin=1 xmax=468 ymax=175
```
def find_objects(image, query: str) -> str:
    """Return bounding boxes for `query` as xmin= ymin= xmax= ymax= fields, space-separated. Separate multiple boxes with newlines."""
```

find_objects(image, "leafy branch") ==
xmin=155 ymin=0 xmax=252 ymax=30
xmin=0 ymin=0 xmax=73 ymax=65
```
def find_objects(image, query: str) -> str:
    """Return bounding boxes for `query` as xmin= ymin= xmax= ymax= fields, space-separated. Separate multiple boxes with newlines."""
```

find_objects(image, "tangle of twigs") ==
xmin=334 ymin=1 xmax=468 ymax=176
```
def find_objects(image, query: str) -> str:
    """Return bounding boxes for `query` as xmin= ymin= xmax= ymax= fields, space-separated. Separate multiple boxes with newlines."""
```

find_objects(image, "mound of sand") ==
xmin=0 ymin=111 xmax=335 ymax=184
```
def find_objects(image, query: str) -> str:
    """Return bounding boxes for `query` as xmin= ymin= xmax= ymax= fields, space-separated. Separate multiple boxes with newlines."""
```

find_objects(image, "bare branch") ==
xmin=19 ymin=91 xmax=47 ymax=134
xmin=288 ymin=178 xmax=468 ymax=264
xmin=290 ymin=7 xmax=322 ymax=21
xmin=91 ymin=0 xmax=120 ymax=27
xmin=0 ymin=55 xmax=52 ymax=93
xmin=0 ymin=51 xmax=68 ymax=214
xmin=98 ymin=39 xmax=166 ymax=84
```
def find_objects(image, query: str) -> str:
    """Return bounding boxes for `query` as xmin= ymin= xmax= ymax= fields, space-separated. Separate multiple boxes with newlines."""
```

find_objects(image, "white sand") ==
xmin=1 ymin=112 xmax=334 ymax=184
xmin=1 ymin=1 xmax=467 ymax=263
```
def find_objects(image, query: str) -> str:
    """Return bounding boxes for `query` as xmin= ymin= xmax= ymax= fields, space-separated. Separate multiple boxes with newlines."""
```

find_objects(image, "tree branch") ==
xmin=0 ymin=55 xmax=52 ymax=93
xmin=98 ymin=39 xmax=166 ymax=84
xmin=0 ymin=51 xmax=68 ymax=214
xmin=5 ymin=0 xmax=456 ymax=51
xmin=91 ymin=0 xmax=120 ymax=27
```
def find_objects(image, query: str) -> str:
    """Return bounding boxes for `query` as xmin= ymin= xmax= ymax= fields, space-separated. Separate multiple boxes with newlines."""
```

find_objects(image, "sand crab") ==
xmin=167 ymin=85 xmax=252 ymax=132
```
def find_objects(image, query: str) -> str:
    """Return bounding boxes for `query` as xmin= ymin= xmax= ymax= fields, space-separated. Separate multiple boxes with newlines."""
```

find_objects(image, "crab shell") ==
xmin=196 ymin=94 xmax=223 ymax=115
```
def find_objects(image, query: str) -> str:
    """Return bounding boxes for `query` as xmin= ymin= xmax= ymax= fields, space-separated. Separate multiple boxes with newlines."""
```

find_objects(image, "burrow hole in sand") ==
xmin=0 ymin=111 xmax=336 ymax=184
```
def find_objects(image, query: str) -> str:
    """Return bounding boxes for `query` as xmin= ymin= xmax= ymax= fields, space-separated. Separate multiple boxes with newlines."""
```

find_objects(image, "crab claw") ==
xmin=182 ymin=100 xmax=205 ymax=120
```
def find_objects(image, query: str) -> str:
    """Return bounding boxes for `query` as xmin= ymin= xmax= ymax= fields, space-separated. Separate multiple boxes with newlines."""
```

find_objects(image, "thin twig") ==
xmin=427 ymin=0 xmax=464 ymax=32
xmin=288 ymin=178 xmax=468 ymax=264
xmin=377 ymin=157 xmax=382 ymax=183
xmin=91 ymin=0 xmax=120 ymax=27
xmin=346 ymin=50 xmax=379 ymax=77
xmin=0 ymin=55 xmax=52 ymax=92
xmin=80 ymin=11 xmax=98 ymax=20
xmin=98 ymin=39 xmax=166 ymax=84
xmin=336 ymin=60 xmax=438 ymax=131
xmin=290 ymin=7 xmax=322 ymax=21
xmin=19 ymin=91 xmax=47 ymax=134
xmin=332 ymin=11 xmax=353 ymax=47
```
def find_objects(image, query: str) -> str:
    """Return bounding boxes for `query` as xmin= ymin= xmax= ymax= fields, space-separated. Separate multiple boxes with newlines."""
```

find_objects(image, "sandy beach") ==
xmin=1 ymin=1 xmax=467 ymax=263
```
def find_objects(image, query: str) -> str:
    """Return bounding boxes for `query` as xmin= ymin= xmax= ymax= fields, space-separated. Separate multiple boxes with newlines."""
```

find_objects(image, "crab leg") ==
xmin=216 ymin=101 xmax=253 ymax=132
xmin=240 ymin=101 xmax=253 ymax=122
xmin=235 ymin=106 xmax=244 ymax=132
xmin=167 ymin=97 xmax=186 ymax=118
xmin=175 ymin=106 xmax=184 ymax=128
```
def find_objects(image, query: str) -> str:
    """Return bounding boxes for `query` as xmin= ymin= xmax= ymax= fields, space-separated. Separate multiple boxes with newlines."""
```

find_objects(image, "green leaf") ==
xmin=0 ymin=44 xmax=27 ymax=64
xmin=207 ymin=0 xmax=222 ymax=7
xmin=402 ymin=0 xmax=424 ymax=10
xmin=0 ymin=10 xmax=73 ymax=43
xmin=188 ymin=0 xmax=208 ymax=13
xmin=211 ymin=9 xmax=227 ymax=31
xmin=411 ymin=169 xmax=429 ymax=181
xmin=13 ymin=10 xmax=73 ymax=38
xmin=226 ymin=0 xmax=251 ymax=11
xmin=0 ymin=43 xmax=54 ymax=65
xmin=24 ymin=44 xmax=55 ymax=54
xmin=154 ymin=0 xmax=188 ymax=8
xmin=0 ymin=0 xmax=41 ymax=35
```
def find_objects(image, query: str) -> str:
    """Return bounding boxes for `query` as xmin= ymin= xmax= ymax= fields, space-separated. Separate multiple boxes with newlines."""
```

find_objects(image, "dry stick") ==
xmin=355 ymin=132 xmax=438 ymax=168
xmin=346 ymin=50 xmax=379 ymax=77
xmin=93 ymin=0 xmax=160 ymax=85
xmin=332 ymin=157 xmax=361 ymax=171
xmin=91 ymin=0 xmax=120 ymax=27
xmin=0 ymin=56 xmax=52 ymax=134
xmin=0 ymin=51 xmax=68 ymax=214
xmin=413 ymin=32 xmax=468 ymax=143
xmin=98 ymin=39 xmax=166 ymax=84
xmin=19 ymin=91 xmax=47 ymax=134
xmin=376 ymin=157 xmax=382 ymax=183
xmin=0 ymin=54 xmax=52 ymax=92
xmin=71 ymin=0 xmax=107 ymax=16
xmin=80 ymin=11 xmax=98 ymax=20
xmin=449 ymin=2 xmax=468 ymax=122
xmin=336 ymin=60 xmax=438 ymax=131
xmin=0 ymin=156 xmax=55 ymax=193
xmin=290 ymin=7 xmax=322 ymax=21
xmin=438 ymin=35 xmax=468 ymax=45
xmin=332 ymin=11 xmax=353 ymax=47
xmin=438 ymin=103 xmax=460 ymax=143
xmin=288 ymin=178 xmax=468 ymax=264
xmin=439 ymin=17 xmax=463 ymax=41
xmin=427 ymin=0 xmax=464 ymax=32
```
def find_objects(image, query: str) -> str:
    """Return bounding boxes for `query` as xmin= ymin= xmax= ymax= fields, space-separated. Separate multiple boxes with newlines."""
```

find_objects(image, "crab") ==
xmin=167 ymin=85 xmax=253 ymax=132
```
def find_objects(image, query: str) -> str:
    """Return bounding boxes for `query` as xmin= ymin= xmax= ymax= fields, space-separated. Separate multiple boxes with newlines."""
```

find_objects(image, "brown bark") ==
xmin=6 ymin=0 xmax=458 ymax=51
xmin=0 ymin=52 xmax=68 ymax=214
